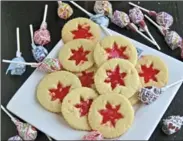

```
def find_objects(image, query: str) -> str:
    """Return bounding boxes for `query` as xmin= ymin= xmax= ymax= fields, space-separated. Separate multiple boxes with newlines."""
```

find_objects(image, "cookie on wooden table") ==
xmin=136 ymin=55 xmax=168 ymax=88
xmin=94 ymin=36 xmax=138 ymax=67
xmin=62 ymin=17 xmax=101 ymax=43
xmin=88 ymin=94 xmax=134 ymax=139
xmin=94 ymin=58 xmax=140 ymax=98
xmin=61 ymin=87 xmax=98 ymax=130
xmin=36 ymin=71 xmax=81 ymax=113
xmin=59 ymin=39 xmax=95 ymax=72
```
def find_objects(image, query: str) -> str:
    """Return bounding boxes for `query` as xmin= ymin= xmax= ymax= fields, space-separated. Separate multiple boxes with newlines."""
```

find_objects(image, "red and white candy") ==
xmin=82 ymin=131 xmax=103 ymax=140
xmin=34 ymin=4 xmax=51 ymax=46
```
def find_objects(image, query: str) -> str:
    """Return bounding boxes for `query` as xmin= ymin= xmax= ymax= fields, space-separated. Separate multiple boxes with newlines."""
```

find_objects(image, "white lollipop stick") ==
xmin=16 ymin=27 xmax=21 ymax=57
xmin=42 ymin=4 xmax=48 ymax=24
xmin=129 ymin=2 xmax=150 ymax=13
xmin=163 ymin=78 xmax=183 ymax=90
xmin=145 ymin=14 xmax=165 ymax=35
xmin=1 ymin=105 xmax=16 ymax=122
xmin=129 ymin=23 xmax=157 ymax=46
xmin=70 ymin=1 xmax=92 ymax=17
xmin=70 ymin=1 xmax=111 ymax=36
xmin=2 ymin=59 xmax=37 ymax=66
xmin=29 ymin=24 xmax=34 ymax=44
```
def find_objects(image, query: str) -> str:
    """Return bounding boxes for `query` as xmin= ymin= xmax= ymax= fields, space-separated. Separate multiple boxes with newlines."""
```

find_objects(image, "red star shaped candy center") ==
xmin=69 ymin=46 xmax=90 ymax=65
xmin=104 ymin=65 xmax=127 ymax=90
xmin=105 ymin=42 xmax=129 ymax=60
xmin=75 ymin=97 xmax=93 ymax=117
xmin=99 ymin=103 xmax=124 ymax=127
xmin=78 ymin=71 xmax=94 ymax=88
xmin=49 ymin=82 xmax=71 ymax=102
xmin=139 ymin=63 xmax=160 ymax=83
xmin=71 ymin=24 xmax=93 ymax=39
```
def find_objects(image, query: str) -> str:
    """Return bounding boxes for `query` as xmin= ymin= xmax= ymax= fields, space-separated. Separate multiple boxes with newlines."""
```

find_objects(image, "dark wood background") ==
xmin=1 ymin=1 xmax=183 ymax=140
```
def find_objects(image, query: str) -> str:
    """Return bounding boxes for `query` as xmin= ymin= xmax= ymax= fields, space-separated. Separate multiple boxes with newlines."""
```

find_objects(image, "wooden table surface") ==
xmin=1 ymin=1 xmax=183 ymax=140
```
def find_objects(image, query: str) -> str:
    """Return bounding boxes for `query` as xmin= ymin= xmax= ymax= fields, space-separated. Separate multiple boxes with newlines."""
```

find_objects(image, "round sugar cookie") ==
xmin=61 ymin=87 xmax=98 ymax=130
xmin=94 ymin=36 xmax=138 ymax=67
xmin=129 ymin=92 xmax=140 ymax=105
xmin=59 ymin=39 xmax=95 ymax=72
xmin=88 ymin=94 xmax=134 ymax=139
xmin=94 ymin=58 xmax=140 ymax=98
xmin=62 ymin=17 xmax=101 ymax=43
xmin=75 ymin=65 xmax=97 ymax=89
xmin=136 ymin=55 xmax=168 ymax=88
xmin=36 ymin=71 xmax=81 ymax=113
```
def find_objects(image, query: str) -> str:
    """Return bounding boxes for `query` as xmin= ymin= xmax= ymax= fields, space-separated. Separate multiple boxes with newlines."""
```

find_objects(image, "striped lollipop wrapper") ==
xmin=57 ymin=1 xmax=73 ymax=20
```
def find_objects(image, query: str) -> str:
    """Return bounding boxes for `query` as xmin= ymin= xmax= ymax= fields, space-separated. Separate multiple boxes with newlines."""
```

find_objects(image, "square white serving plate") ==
xmin=7 ymin=28 xmax=183 ymax=140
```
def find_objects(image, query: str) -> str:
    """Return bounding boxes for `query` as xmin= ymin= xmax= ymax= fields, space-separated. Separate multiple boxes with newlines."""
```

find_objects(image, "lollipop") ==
xmin=57 ymin=1 xmax=73 ymax=20
xmin=111 ymin=10 xmax=157 ymax=48
xmin=3 ymin=58 xmax=62 ymax=73
xmin=8 ymin=135 xmax=22 ymax=141
xmin=138 ymin=78 xmax=183 ymax=105
xmin=30 ymin=24 xmax=48 ymax=62
xmin=6 ymin=28 xmax=26 ymax=76
xmin=70 ymin=1 xmax=111 ymax=36
xmin=34 ymin=4 xmax=51 ymax=46
xmin=93 ymin=1 xmax=113 ymax=17
xmin=145 ymin=15 xmax=183 ymax=51
xmin=129 ymin=2 xmax=173 ymax=28
xmin=82 ymin=131 xmax=103 ymax=140
xmin=129 ymin=7 xmax=161 ymax=50
xmin=162 ymin=115 xmax=183 ymax=135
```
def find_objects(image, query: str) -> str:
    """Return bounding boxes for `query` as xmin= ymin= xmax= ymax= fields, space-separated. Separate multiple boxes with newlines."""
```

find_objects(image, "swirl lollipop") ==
xmin=57 ymin=1 xmax=73 ymax=20
xmin=1 ymin=105 xmax=52 ymax=141
xmin=145 ymin=15 xmax=183 ymax=51
xmin=129 ymin=2 xmax=173 ymax=28
xmin=129 ymin=7 xmax=161 ymax=50
xmin=138 ymin=78 xmax=183 ymax=105
xmin=34 ymin=4 xmax=51 ymax=46
xmin=29 ymin=24 xmax=48 ymax=62
xmin=6 ymin=28 xmax=26 ymax=75
xmin=3 ymin=58 xmax=62 ymax=73
xmin=93 ymin=1 xmax=113 ymax=17
xmin=70 ymin=1 xmax=111 ymax=36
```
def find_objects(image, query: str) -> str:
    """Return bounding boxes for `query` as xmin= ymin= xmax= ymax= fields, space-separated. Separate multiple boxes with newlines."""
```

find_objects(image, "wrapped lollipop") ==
xmin=57 ymin=1 xmax=73 ymax=20
xmin=3 ymin=58 xmax=62 ymax=73
xmin=8 ymin=135 xmax=22 ymax=140
xmin=82 ymin=131 xmax=103 ymax=140
xmin=129 ymin=7 xmax=161 ymax=50
xmin=34 ymin=4 xmax=51 ymax=46
xmin=111 ymin=10 xmax=157 ymax=47
xmin=129 ymin=2 xmax=173 ymax=28
xmin=6 ymin=28 xmax=26 ymax=75
xmin=138 ymin=78 xmax=183 ymax=105
xmin=70 ymin=1 xmax=111 ymax=36
xmin=145 ymin=15 xmax=183 ymax=51
xmin=1 ymin=105 xmax=52 ymax=141
xmin=162 ymin=115 xmax=183 ymax=135
xmin=93 ymin=1 xmax=113 ymax=17
xmin=30 ymin=24 xmax=48 ymax=62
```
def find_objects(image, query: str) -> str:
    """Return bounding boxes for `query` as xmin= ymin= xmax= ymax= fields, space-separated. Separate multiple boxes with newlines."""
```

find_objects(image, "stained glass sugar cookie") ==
xmin=59 ymin=39 xmax=95 ymax=72
xmin=94 ymin=58 xmax=140 ymax=98
xmin=36 ymin=71 xmax=81 ymax=113
xmin=61 ymin=87 xmax=98 ymax=130
xmin=62 ymin=17 xmax=101 ymax=43
xmin=136 ymin=55 xmax=168 ymax=88
xmin=94 ymin=36 xmax=138 ymax=67
xmin=88 ymin=94 xmax=134 ymax=138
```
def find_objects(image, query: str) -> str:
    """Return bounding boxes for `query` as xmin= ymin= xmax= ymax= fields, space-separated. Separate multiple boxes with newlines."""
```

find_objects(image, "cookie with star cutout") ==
xmin=61 ymin=87 xmax=98 ymax=130
xmin=88 ymin=94 xmax=134 ymax=138
xmin=135 ymin=55 xmax=168 ymax=88
xmin=59 ymin=39 xmax=95 ymax=72
xmin=62 ymin=17 xmax=101 ymax=43
xmin=94 ymin=58 xmax=140 ymax=98
xmin=94 ymin=36 xmax=138 ymax=67
xmin=36 ymin=71 xmax=81 ymax=113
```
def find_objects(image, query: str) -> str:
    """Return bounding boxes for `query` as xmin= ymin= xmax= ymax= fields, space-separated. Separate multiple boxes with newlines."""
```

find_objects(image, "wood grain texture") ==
xmin=1 ymin=1 xmax=183 ymax=140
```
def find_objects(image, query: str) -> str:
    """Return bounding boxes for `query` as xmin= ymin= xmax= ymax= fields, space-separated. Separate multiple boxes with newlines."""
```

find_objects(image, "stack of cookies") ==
xmin=36 ymin=17 xmax=169 ymax=139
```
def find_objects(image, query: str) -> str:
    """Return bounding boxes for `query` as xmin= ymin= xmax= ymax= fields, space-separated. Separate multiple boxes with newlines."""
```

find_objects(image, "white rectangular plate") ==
xmin=7 ymin=29 xmax=183 ymax=140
